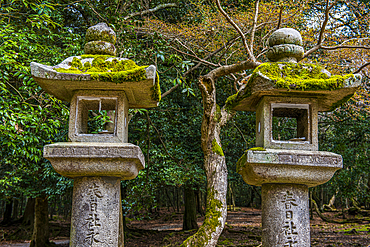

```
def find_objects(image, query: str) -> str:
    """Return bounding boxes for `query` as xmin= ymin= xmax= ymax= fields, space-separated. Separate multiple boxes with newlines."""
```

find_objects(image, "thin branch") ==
xmin=354 ymin=61 xmax=370 ymax=74
xmin=124 ymin=3 xmax=177 ymax=20
xmin=215 ymin=0 xmax=256 ymax=62
xmin=161 ymin=84 xmax=180 ymax=98
xmin=85 ymin=0 xmax=108 ymax=23
xmin=147 ymin=112 xmax=187 ymax=170
xmin=303 ymin=44 xmax=370 ymax=60
xmin=162 ymin=36 xmax=242 ymax=98
xmin=304 ymin=0 xmax=337 ymax=59
xmin=321 ymin=45 xmax=370 ymax=50
xmin=317 ymin=0 xmax=332 ymax=45
xmin=205 ymin=60 xmax=261 ymax=80
xmin=233 ymin=121 xmax=247 ymax=145
xmin=6 ymin=81 xmax=24 ymax=102
xmin=169 ymin=46 xmax=218 ymax=67
xmin=277 ymin=4 xmax=284 ymax=29
xmin=250 ymin=0 xmax=260 ymax=54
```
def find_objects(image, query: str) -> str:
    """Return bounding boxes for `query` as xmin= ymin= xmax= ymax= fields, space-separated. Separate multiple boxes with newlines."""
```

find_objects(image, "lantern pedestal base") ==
xmin=262 ymin=183 xmax=309 ymax=247
xmin=70 ymin=176 xmax=123 ymax=247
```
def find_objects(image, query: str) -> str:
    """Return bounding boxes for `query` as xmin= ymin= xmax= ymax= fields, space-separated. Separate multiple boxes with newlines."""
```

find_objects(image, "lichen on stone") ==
xmin=54 ymin=56 xmax=147 ymax=83
xmin=84 ymin=40 xmax=116 ymax=56
xmin=71 ymin=57 xmax=83 ymax=70
xmin=151 ymin=72 xmax=161 ymax=102
xmin=254 ymin=62 xmax=355 ymax=91
xmin=180 ymin=188 xmax=222 ymax=246
xmin=225 ymin=62 xmax=357 ymax=111
xmin=80 ymin=54 xmax=114 ymax=59
xmin=248 ymin=147 xmax=266 ymax=151
xmin=236 ymin=147 xmax=266 ymax=173
xmin=212 ymin=139 xmax=224 ymax=156
xmin=236 ymin=153 xmax=247 ymax=174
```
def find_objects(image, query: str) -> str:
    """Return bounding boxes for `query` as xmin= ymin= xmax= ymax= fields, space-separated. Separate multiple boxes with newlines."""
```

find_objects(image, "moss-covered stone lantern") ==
xmin=229 ymin=28 xmax=361 ymax=247
xmin=31 ymin=23 xmax=160 ymax=247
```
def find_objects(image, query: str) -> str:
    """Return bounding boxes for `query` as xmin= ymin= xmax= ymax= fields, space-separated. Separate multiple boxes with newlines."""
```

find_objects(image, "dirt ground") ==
xmin=0 ymin=207 xmax=369 ymax=246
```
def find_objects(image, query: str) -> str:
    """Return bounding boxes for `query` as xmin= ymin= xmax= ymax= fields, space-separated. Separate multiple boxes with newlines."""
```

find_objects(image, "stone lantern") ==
xmin=31 ymin=23 xmax=160 ymax=246
xmin=229 ymin=28 xmax=361 ymax=247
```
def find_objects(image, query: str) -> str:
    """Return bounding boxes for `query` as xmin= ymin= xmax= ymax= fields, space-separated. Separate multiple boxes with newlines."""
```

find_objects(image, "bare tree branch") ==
xmin=169 ymin=46 xmax=219 ymax=67
xmin=161 ymin=84 xmax=180 ymax=98
xmin=321 ymin=45 xmax=370 ymax=50
xmin=215 ymin=0 xmax=256 ymax=62
xmin=124 ymin=3 xmax=177 ymax=20
xmin=317 ymin=0 xmax=331 ymax=45
xmin=250 ymin=0 xmax=260 ymax=54
xmin=277 ymin=4 xmax=284 ymax=29
xmin=85 ymin=0 xmax=108 ymax=23
xmin=205 ymin=60 xmax=261 ymax=80
xmin=354 ymin=61 xmax=370 ymax=74
xmin=303 ymin=0 xmax=337 ymax=59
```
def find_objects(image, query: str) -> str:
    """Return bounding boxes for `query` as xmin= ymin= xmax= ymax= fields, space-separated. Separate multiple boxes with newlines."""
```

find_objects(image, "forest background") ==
xmin=0 ymin=0 xmax=370 ymax=246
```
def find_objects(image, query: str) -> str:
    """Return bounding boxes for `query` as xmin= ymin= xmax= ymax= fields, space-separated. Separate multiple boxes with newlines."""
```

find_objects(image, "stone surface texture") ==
xmin=256 ymin=96 xmax=318 ymax=151
xmin=30 ymin=59 xmax=158 ymax=108
xmin=84 ymin=23 xmax=117 ymax=56
xmin=84 ymin=41 xmax=116 ymax=56
xmin=70 ymin=176 xmax=124 ymax=247
xmin=68 ymin=90 xmax=129 ymax=143
xmin=266 ymin=28 xmax=304 ymax=62
xmin=237 ymin=149 xmax=342 ymax=187
xmin=262 ymin=183 xmax=309 ymax=247
xmin=44 ymin=142 xmax=145 ymax=179
xmin=85 ymin=23 xmax=117 ymax=44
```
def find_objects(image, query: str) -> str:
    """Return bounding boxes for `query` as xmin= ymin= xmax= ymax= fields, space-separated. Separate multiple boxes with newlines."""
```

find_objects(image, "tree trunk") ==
xmin=196 ymin=188 xmax=205 ymax=216
xmin=12 ymin=198 xmax=19 ymax=220
xmin=30 ymin=197 xmax=52 ymax=247
xmin=1 ymin=200 xmax=13 ymax=225
xmin=183 ymin=186 xmax=199 ymax=230
xmin=181 ymin=75 xmax=234 ymax=246
xmin=229 ymin=183 xmax=235 ymax=211
xmin=22 ymin=198 xmax=35 ymax=226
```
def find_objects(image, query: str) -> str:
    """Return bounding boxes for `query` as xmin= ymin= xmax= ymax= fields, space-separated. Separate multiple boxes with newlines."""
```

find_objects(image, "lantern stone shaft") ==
xmin=232 ymin=28 xmax=361 ymax=247
xmin=31 ymin=23 xmax=159 ymax=247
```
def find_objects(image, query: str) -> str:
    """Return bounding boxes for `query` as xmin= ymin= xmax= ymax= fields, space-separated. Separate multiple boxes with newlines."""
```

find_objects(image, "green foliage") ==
xmin=0 ymin=3 xmax=83 ymax=199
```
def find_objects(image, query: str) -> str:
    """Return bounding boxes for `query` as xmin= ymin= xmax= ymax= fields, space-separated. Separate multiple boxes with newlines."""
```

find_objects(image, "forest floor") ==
xmin=0 ymin=207 xmax=369 ymax=246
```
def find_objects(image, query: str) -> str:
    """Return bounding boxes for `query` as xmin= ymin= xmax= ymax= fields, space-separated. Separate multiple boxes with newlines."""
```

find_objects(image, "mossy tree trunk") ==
xmin=181 ymin=61 xmax=259 ymax=246
xmin=181 ymin=76 xmax=233 ymax=246
xmin=30 ymin=197 xmax=52 ymax=247
xmin=183 ymin=185 xmax=199 ymax=230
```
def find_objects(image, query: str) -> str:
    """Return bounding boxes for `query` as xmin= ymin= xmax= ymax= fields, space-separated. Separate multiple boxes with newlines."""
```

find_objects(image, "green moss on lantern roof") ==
xmin=54 ymin=56 xmax=147 ymax=83
xmin=252 ymin=62 xmax=356 ymax=91
xmin=225 ymin=62 xmax=357 ymax=111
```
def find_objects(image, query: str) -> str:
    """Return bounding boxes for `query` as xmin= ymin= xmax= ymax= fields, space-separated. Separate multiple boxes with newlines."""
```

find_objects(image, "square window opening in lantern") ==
xmin=271 ymin=104 xmax=309 ymax=142
xmin=76 ymin=96 xmax=118 ymax=135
